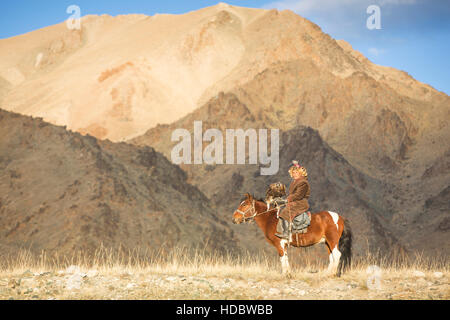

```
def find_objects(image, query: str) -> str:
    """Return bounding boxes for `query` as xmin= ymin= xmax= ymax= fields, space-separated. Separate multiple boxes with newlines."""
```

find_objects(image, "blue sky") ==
xmin=1 ymin=0 xmax=449 ymax=94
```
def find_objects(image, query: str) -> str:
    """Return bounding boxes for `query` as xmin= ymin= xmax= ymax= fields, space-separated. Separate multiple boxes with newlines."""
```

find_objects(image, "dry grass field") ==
xmin=0 ymin=247 xmax=448 ymax=300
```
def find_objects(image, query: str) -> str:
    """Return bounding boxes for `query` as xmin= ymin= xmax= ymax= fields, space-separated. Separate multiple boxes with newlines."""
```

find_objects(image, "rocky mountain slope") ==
xmin=131 ymin=91 xmax=448 ymax=257
xmin=0 ymin=109 xmax=237 ymax=256
xmin=130 ymin=92 xmax=404 ymax=255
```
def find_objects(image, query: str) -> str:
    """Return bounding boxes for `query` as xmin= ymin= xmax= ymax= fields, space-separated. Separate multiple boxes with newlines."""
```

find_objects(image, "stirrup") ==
xmin=275 ymin=233 xmax=288 ymax=239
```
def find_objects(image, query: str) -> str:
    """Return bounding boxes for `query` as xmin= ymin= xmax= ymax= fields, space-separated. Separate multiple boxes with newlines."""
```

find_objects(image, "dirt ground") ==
xmin=0 ymin=265 xmax=447 ymax=300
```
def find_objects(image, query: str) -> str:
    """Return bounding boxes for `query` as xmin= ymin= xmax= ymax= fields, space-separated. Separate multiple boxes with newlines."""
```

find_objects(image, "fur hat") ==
xmin=289 ymin=160 xmax=308 ymax=177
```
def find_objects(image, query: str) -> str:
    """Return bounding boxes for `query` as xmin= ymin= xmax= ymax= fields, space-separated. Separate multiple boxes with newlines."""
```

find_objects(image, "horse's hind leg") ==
xmin=325 ymin=239 xmax=341 ymax=276
xmin=325 ymin=243 xmax=334 ymax=273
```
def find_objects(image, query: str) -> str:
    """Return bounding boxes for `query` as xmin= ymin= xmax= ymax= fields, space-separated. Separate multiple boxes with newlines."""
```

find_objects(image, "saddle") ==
xmin=276 ymin=211 xmax=311 ymax=239
xmin=292 ymin=211 xmax=312 ymax=234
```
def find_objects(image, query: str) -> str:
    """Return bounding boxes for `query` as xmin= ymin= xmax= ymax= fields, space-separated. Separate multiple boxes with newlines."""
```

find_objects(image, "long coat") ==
xmin=279 ymin=176 xmax=310 ymax=222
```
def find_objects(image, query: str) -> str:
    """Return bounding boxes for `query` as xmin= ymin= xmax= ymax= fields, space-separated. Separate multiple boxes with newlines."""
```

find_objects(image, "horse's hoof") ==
xmin=324 ymin=270 xmax=334 ymax=277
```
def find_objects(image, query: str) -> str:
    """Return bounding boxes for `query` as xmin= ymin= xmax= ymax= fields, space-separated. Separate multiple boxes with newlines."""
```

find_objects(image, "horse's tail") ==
xmin=337 ymin=217 xmax=352 ymax=277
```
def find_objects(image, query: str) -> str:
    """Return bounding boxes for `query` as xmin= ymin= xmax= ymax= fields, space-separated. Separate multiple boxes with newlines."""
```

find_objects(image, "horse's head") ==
xmin=232 ymin=193 xmax=256 ymax=224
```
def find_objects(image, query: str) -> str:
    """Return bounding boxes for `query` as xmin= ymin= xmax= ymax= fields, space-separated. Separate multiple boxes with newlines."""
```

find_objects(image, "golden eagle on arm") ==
xmin=265 ymin=182 xmax=287 ymax=209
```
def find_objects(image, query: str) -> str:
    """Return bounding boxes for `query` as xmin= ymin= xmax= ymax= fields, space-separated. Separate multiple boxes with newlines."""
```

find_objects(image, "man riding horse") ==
xmin=274 ymin=160 xmax=311 ymax=239
xmin=232 ymin=160 xmax=352 ymax=276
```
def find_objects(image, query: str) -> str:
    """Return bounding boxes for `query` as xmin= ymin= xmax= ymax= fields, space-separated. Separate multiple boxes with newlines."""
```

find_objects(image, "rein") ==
xmin=237 ymin=200 xmax=283 ymax=222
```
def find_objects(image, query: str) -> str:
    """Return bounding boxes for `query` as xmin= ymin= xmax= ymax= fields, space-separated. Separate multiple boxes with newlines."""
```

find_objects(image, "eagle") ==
xmin=265 ymin=182 xmax=287 ymax=209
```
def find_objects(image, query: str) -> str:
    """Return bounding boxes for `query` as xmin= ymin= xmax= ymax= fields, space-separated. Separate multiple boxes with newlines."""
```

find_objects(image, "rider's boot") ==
xmin=275 ymin=218 xmax=290 ymax=239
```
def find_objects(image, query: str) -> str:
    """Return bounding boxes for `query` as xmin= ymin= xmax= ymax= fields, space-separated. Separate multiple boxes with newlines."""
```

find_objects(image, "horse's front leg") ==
xmin=275 ymin=238 xmax=291 ymax=275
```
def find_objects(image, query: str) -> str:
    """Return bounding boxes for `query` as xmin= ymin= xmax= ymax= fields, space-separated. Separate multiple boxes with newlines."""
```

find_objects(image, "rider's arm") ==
xmin=288 ymin=181 xmax=308 ymax=203
xmin=273 ymin=197 xmax=287 ymax=206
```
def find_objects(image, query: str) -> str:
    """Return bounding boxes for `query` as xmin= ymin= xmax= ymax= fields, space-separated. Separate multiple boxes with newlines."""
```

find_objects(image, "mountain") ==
xmin=0 ymin=109 xmax=237 ymax=256
xmin=1 ymin=3 xmax=448 ymax=257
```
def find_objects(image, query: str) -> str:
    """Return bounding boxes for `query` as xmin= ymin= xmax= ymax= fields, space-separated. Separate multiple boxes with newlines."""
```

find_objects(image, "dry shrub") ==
xmin=0 ymin=244 xmax=447 ymax=277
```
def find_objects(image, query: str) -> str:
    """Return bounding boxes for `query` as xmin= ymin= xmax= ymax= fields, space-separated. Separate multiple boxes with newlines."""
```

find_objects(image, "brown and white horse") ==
xmin=232 ymin=193 xmax=352 ymax=277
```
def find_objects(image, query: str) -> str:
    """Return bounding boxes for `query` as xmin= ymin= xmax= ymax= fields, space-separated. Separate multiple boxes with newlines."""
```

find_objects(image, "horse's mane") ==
xmin=240 ymin=195 xmax=265 ymax=203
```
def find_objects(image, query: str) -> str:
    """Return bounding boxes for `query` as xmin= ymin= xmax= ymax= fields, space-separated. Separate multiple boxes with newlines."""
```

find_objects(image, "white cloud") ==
xmin=263 ymin=0 xmax=417 ymax=13
xmin=263 ymin=0 xmax=370 ymax=40
xmin=378 ymin=0 xmax=416 ymax=5
xmin=262 ymin=0 xmax=419 ymax=41
xmin=263 ymin=0 xmax=359 ymax=15
xmin=368 ymin=47 xmax=386 ymax=56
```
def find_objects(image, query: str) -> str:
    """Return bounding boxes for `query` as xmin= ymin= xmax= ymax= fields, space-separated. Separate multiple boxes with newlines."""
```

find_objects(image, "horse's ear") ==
xmin=245 ymin=193 xmax=252 ymax=200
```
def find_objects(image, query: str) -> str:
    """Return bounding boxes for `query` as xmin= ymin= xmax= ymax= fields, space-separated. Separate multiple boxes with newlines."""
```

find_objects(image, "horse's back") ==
xmin=312 ymin=210 xmax=340 ymax=219
xmin=311 ymin=211 xmax=342 ymax=232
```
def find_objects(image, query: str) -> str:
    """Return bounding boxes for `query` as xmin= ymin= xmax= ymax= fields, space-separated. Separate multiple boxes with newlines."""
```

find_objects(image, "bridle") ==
xmin=235 ymin=199 xmax=256 ymax=222
xmin=235 ymin=199 xmax=282 ymax=223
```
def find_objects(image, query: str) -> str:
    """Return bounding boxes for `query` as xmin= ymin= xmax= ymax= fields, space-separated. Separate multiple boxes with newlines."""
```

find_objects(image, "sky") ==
xmin=1 ymin=0 xmax=449 ymax=95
